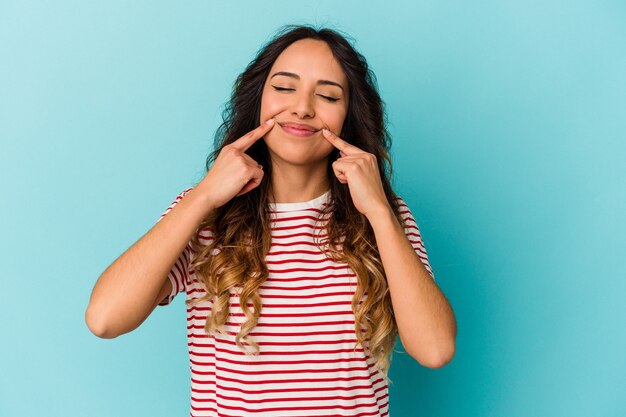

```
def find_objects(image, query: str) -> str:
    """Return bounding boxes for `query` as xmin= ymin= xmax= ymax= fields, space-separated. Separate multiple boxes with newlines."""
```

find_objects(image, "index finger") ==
xmin=231 ymin=118 xmax=275 ymax=152
xmin=321 ymin=128 xmax=364 ymax=155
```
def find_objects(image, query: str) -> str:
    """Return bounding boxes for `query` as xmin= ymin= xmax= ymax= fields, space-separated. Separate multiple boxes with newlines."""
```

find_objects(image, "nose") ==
xmin=290 ymin=89 xmax=315 ymax=119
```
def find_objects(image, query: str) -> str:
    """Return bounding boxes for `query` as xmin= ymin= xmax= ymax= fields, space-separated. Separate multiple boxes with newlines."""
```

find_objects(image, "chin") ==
xmin=267 ymin=146 xmax=331 ymax=165
xmin=272 ymin=151 xmax=325 ymax=165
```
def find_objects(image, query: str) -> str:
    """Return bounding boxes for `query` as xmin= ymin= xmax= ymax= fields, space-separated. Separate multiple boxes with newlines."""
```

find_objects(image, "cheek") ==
xmin=260 ymin=94 xmax=284 ymax=121
xmin=319 ymin=111 xmax=347 ymax=134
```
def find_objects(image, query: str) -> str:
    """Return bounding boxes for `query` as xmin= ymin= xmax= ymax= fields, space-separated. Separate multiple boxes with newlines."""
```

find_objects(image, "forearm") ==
xmin=368 ymin=207 xmax=456 ymax=368
xmin=85 ymin=186 xmax=214 ymax=338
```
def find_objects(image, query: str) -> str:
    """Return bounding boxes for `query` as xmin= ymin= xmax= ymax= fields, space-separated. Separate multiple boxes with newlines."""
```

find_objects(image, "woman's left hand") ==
xmin=322 ymin=128 xmax=392 ymax=219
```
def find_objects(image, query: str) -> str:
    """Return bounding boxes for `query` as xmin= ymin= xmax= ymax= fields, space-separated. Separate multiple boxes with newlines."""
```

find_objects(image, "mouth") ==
xmin=278 ymin=123 xmax=318 ymax=137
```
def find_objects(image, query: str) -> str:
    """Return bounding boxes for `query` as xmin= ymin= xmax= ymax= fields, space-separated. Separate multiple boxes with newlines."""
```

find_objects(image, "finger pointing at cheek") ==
xmin=322 ymin=128 xmax=364 ymax=156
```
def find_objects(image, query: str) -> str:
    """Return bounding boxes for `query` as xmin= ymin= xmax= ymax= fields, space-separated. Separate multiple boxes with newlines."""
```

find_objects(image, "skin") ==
xmin=259 ymin=38 xmax=349 ymax=204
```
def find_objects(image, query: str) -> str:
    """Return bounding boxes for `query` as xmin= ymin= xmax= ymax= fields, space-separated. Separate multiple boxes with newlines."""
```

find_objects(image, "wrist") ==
xmin=366 ymin=204 xmax=396 ymax=226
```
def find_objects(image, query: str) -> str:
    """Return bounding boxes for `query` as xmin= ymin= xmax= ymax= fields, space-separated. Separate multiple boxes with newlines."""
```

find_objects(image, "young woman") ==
xmin=86 ymin=24 xmax=456 ymax=417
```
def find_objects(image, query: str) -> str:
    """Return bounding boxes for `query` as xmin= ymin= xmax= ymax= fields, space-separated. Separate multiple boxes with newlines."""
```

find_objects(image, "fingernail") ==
xmin=322 ymin=128 xmax=329 ymax=135
xmin=265 ymin=118 xmax=274 ymax=125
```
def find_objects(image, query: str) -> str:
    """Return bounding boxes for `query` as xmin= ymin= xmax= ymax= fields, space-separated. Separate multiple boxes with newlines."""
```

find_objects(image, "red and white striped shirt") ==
xmin=157 ymin=187 xmax=435 ymax=417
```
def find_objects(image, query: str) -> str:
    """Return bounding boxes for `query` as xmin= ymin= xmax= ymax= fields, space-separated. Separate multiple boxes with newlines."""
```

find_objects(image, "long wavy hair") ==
xmin=187 ymin=24 xmax=410 ymax=384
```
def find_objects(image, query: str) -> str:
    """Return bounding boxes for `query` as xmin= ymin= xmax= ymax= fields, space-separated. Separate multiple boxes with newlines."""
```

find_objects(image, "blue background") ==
xmin=1 ymin=1 xmax=624 ymax=416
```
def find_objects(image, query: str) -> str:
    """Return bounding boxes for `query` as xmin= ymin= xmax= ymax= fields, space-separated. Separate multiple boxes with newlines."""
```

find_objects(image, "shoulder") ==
xmin=392 ymin=194 xmax=415 ymax=220
xmin=176 ymin=186 xmax=195 ymax=200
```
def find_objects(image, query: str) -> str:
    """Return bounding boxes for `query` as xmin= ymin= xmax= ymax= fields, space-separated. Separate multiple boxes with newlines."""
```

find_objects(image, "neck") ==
xmin=269 ymin=159 xmax=330 ymax=204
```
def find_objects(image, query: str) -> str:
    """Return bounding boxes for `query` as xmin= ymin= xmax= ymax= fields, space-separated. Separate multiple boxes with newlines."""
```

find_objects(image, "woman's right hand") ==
xmin=196 ymin=118 xmax=276 ymax=209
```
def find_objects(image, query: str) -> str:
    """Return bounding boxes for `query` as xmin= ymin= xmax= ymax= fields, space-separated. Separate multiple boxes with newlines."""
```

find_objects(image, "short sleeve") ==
xmin=156 ymin=187 xmax=195 ymax=306
xmin=396 ymin=196 xmax=436 ymax=281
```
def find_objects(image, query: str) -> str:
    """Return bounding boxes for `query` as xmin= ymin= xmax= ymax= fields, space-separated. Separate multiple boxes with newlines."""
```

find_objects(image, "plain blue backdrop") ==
xmin=1 ymin=1 xmax=624 ymax=416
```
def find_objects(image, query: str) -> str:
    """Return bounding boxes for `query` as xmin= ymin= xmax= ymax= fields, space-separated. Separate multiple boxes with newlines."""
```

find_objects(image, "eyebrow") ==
xmin=270 ymin=71 xmax=345 ymax=91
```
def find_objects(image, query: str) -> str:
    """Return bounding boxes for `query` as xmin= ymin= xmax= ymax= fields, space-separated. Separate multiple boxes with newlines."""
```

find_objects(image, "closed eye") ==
xmin=271 ymin=85 xmax=340 ymax=102
xmin=319 ymin=94 xmax=340 ymax=102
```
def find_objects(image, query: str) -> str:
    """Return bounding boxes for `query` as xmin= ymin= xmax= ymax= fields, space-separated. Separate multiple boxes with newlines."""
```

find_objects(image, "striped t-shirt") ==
xmin=157 ymin=187 xmax=435 ymax=417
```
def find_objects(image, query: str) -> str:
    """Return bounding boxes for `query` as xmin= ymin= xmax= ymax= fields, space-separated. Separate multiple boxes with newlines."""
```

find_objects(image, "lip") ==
xmin=279 ymin=122 xmax=319 ymax=137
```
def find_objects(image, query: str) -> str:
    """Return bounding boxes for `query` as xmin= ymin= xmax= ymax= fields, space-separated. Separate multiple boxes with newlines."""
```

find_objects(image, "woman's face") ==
xmin=260 ymin=38 xmax=349 ymax=166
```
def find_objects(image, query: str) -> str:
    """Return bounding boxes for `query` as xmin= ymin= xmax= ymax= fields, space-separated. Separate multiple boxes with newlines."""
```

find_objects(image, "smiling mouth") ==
xmin=279 ymin=123 xmax=319 ymax=132
xmin=278 ymin=123 xmax=319 ymax=137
